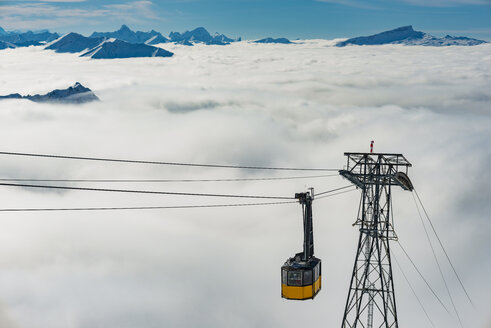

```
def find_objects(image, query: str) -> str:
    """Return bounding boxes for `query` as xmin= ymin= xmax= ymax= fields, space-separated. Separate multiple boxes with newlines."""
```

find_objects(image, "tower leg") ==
xmin=341 ymin=184 xmax=398 ymax=328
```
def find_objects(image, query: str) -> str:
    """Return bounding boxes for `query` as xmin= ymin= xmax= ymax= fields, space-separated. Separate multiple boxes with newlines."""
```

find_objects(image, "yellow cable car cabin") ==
xmin=281 ymin=254 xmax=321 ymax=300
xmin=281 ymin=189 xmax=322 ymax=300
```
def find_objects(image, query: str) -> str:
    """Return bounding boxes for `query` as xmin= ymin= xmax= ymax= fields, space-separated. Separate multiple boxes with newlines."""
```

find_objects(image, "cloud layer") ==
xmin=0 ymin=41 xmax=490 ymax=328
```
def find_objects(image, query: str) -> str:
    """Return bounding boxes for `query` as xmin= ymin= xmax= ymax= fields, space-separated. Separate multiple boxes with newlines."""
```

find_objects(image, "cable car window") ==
xmin=282 ymin=270 xmax=287 ymax=284
xmin=303 ymin=270 xmax=313 ymax=285
xmin=314 ymin=264 xmax=319 ymax=280
xmin=288 ymin=271 xmax=302 ymax=286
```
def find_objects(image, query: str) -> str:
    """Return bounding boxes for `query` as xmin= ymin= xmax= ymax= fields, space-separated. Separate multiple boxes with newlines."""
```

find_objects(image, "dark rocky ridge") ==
xmin=254 ymin=37 xmax=292 ymax=44
xmin=0 ymin=83 xmax=99 ymax=104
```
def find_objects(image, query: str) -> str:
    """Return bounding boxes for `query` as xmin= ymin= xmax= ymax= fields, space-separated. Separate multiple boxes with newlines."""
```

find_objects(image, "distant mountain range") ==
xmin=90 ymin=25 xmax=169 ymax=45
xmin=168 ymin=27 xmax=238 ymax=45
xmin=336 ymin=26 xmax=487 ymax=47
xmin=0 ymin=25 xmax=240 ymax=51
xmin=0 ymin=25 xmax=246 ymax=58
xmin=0 ymin=82 xmax=99 ymax=104
xmin=0 ymin=28 xmax=59 ymax=48
xmin=0 ymin=24 xmax=487 ymax=57
xmin=89 ymin=25 xmax=238 ymax=46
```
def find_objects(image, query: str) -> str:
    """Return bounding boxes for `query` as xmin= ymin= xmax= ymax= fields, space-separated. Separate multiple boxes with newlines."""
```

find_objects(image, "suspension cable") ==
xmin=314 ymin=185 xmax=352 ymax=196
xmin=0 ymin=151 xmax=339 ymax=172
xmin=0 ymin=183 xmax=353 ymax=212
xmin=392 ymin=250 xmax=435 ymax=327
xmin=0 ymin=201 xmax=297 ymax=212
xmin=414 ymin=188 xmax=475 ymax=308
xmin=0 ymin=174 xmax=339 ymax=183
xmin=315 ymin=187 xmax=357 ymax=199
xmin=412 ymin=192 xmax=463 ymax=328
xmin=0 ymin=182 xmax=293 ymax=200
xmin=397 ymin=241 xmax=452 ymax=316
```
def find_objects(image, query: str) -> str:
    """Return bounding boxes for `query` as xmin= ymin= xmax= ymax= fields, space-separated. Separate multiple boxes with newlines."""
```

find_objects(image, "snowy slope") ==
xmin=46 ymin=33 xmax=106 ymax=53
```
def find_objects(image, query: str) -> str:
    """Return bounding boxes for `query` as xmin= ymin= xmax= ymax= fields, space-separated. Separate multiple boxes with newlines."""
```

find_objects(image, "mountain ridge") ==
xmin=45 ymin=33 xmax=174 ymax=59
xmin=89 ymin=25 xmax=237 ymax=46
xmin=45 ymin=33 xmax=106 ymax=53
xmin=168 ymin=27 xmax=236 ymax=45
xmin=0 ymin=82 xmax=99 ymax=104
xmin=81 ymin=39 xmax=173 ymax=59
xmin=336 ymin=25 xmax=487 ymax=46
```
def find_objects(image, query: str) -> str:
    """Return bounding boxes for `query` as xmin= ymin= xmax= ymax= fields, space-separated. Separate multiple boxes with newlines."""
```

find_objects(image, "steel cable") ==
xmin=0 ymin=182 xmax=293 ymax=200
xmin=412 ymin=192 xmax=463 ymax=327
xmin=0 ymin=151 xmax=339 ymax=172
xmin=414 ymin=188 xmax=475 ymax=308
xmin=0 ymin=173 xmax=339 ymax=183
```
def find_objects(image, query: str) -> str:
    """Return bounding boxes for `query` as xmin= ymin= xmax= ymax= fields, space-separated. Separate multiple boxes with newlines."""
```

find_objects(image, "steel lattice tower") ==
xmin=339 ymin=153 xmax=413 ymax=328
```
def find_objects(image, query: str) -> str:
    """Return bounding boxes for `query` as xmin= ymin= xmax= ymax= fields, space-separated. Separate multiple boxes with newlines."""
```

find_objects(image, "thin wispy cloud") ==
xmin=104 ymin=1 xmax=163 ymax=22
xmin=315 ymin=0 xmax=380 ymax=10
xmin=402 ymin=0 xmax=489 ymax=6
xmin=317 ymin=0 xmax=489 ymax=8
xmin=11 ymin=0 xmax=86 ymax=2
xmin=0 ymin=4 xmax=107 ymax=18
xmin=26 ymin=0 xmax=87 ymax=2
xmin=0 ymin=1 xmax=162 ymax=31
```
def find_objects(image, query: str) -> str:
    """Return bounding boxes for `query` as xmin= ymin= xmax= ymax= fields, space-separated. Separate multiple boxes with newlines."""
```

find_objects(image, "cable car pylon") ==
xmin=281 ymin=188 xmax=322 ymax=300
xmin=339 ymin=151 xmax=413 ymax=328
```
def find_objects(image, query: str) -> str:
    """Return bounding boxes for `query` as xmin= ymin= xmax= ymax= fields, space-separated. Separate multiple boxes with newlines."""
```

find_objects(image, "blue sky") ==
xmin=0 ymin=0 xmax=490 ymax=40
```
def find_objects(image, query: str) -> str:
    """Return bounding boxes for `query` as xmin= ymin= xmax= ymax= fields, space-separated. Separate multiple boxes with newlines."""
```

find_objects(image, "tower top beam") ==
xmin=343 ymin=152 xmax=412 ymax=167
xmin=340 ymin=152 xmax=413 ymax=191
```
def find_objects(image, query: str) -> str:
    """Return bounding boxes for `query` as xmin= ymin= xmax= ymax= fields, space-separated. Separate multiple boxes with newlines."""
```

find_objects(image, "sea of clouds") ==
xmin=0 ymin=40 xmax=490 ymax=328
